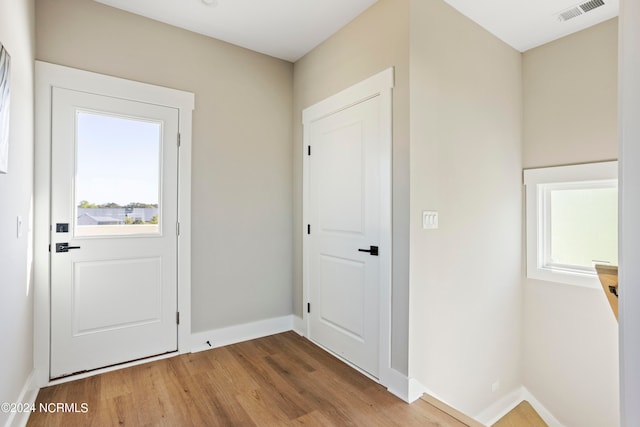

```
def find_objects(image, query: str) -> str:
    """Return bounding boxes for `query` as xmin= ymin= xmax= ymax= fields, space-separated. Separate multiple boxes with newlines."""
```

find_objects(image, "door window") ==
xmin=75 ymin=111 xmax=162 ymax=237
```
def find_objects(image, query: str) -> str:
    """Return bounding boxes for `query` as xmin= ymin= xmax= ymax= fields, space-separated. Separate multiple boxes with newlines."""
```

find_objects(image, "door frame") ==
xmin=34 ymin=61 xmax=194 ymax=386
xmin=302 ymin=68 xmax=393 ymax=386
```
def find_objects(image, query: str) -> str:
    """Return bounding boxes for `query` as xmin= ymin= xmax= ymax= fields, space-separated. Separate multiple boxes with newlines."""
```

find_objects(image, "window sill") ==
xmin=527 ymin=266 xmax=602 ymax=289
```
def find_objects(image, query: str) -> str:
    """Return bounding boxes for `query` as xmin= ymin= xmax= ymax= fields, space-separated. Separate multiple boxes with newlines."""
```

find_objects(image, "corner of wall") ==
xmin=474 ymin=386 xmax=565 ymax=427
xmin=190 ymin=315 xmax=294 ymax=353
xmin=3 ymin=371 xmax=39 ymax=427
xmin=292 ymin=315 xmax=305 ymax=336
xmin=0 ymin=0 xmax=36 ymax=426
xmin=408 ymin=0 xmax=523 ymax=417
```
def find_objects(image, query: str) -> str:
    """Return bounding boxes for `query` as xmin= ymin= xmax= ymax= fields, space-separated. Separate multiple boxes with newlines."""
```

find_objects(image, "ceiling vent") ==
xmin=558 ymin=0 xmax=605 ymax=22
xmin=580 ymin=0 xmax=606 ymax=12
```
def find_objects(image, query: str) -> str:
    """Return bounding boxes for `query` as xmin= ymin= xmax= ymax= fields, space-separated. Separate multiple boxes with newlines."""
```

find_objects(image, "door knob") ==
xmin=358 ymin=245 xmax=379 ymax=256
xmin=56 ymin=243 xmax=81 ymax=253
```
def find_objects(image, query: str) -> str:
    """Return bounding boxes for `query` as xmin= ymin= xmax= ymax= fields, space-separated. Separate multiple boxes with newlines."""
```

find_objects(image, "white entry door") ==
xmin=307 ymin=95 xmax=382 ymax=378
xmin=50 ymin=87 xmax=179 ymax=378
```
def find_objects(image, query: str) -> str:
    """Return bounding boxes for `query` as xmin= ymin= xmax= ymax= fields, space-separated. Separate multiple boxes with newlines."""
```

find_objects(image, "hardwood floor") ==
xmin=28 ymin=332 xmax=468 ymax=426
xmin=493 ymin=401 xmax=547 ymax=427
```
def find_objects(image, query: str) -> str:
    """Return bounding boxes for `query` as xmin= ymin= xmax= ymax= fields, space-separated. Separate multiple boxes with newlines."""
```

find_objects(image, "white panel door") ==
xmin=50 ymin=87 xmax=179 ymax=378
xmin=308 ymin=96 xmax=381 ymax=377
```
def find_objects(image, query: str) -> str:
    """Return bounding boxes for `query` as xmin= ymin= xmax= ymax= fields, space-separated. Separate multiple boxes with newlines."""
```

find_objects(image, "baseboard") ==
xmin=475 ymin=387 xmax=524 ymax=426
xmin=383 ymin=369 xmax=425 ymax=403
xmin=388 ymin=378 xmax=491 ymax=427
xmin=292 ymin=315 xmax=305 ymax=336
xmin=420 ymin=388 xmax=485 ymax=427
xmin=521 ymin=388 xmax=565 ymax=427
xmin=190 ymin=315 xmax=294 ymax=353
xmin=194 ymin=316 xmax=572 ymax=427
xmin=408 ymin=377 xmax=427 ymax=403
xmin=4 ymin=370 xmax=39 ymax=427
xmin=384 ymin=368 xmax=411 ymax=402
xmin=475 ymin=386 xmax=564 ymax=427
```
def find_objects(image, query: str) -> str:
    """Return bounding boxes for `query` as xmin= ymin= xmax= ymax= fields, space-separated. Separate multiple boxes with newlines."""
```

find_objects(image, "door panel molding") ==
xmin=302 ymin=68 xmax=393 ymax=387
xmin=34 ymin=61 xmax=194 ymax=386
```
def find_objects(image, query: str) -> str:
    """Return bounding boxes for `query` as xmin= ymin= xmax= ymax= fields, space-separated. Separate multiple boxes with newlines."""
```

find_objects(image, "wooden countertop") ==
xmin=595 ymin=264 xmax=618 ymax=321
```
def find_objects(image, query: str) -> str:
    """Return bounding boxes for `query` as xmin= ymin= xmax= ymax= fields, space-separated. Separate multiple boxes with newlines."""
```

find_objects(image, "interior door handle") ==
xmin=56 ymin=243 xmax=81 ymax=253
xmin=358 ymin=245 xmax=379 ymax=256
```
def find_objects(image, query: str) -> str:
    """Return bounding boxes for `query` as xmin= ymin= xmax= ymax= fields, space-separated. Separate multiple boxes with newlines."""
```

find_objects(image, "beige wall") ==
xmin=523 ymin=19 xmax=618 ymax=168
xmin=293 ymin=0 xmax=411 ymax=374
xmin=408 ymin=0 xmax=523 ymax=417
xmin=0 ymin=0 xmax=35 ymax=424
xmin=36 ymin=0 xmax=294 ymax=332
xmin=522 ymin=19 xmax=619 ymax=427
xmin=32 ymin=2 xmax=623 ymax=423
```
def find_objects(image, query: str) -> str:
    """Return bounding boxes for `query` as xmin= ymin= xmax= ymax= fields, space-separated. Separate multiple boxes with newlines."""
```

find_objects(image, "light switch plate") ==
xmin=422 ymin=211 xmax=438 ymax=229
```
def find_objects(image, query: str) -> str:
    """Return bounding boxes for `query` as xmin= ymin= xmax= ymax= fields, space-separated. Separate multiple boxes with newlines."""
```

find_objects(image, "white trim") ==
xmin=190 ymin=315 xmax=294 ymax=353
xmin=384 ymin=369 xmax=427 ymax=403
xmin=474 ymin=387 xmax=523 ymax=425
xmin=408 ymin=378 xmax=428 ymax=403
xmin=523 ymin=389 xmax=565 ymax=427
xmin=619 ymin=0 xmax=640 ymax=424
xmin=419 ymin=391 xmax=485 ymax=427
xmin=474 ymin=386 xmax=564 ymax=427
xmin=292 ymin=315 xmax=306 ymax=336
xmin=423 ymin=386 xmax=486 ymax=425
xmin=4 ymin=371 xmax=38 ymax=427
xmin=34 ymin=61 xmax=194 ymax=387
xmin=302 ymin=69 xmax=394 ymax=124
xmin=301 ymin=67 xmax=394 ymax=393
xmin=523 ymin=161 xmax=618 ymax=289
xmin=524 ymin=161 xmax=618 ymax=185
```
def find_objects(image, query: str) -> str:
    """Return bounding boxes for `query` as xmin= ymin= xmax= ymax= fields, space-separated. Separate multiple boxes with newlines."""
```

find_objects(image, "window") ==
xmin=75 ymin=111 xmax=162 ymax=237
xmin=524 ymin=161 xmax=618 ymax=288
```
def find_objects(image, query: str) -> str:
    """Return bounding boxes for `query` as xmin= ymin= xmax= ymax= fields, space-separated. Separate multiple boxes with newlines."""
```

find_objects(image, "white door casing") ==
xmin=303 ymin=68 xmax=393 ymax=383
xmin=34 ymin=61 xmax=194 ymax=385
xmin=50 ymin=88 xmax=179 ymax=378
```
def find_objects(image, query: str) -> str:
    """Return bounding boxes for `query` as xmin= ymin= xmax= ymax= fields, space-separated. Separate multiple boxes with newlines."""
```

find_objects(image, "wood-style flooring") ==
xmin=27 ymin=331 xmax=468 ymax=426
xmin=493 ymin=401 xmax=547 ymax=427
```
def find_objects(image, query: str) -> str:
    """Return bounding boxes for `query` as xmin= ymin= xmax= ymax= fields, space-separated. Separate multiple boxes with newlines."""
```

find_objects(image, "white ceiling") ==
xmin=443 ymin=0 xmax=619 ymax=52
xmin=93 ymin=0 xmax=378 ymax=62
xmin=94 ymin=0 xmax=619 ymax=62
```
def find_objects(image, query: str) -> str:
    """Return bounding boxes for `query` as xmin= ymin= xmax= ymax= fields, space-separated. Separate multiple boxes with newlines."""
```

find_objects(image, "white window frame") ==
xmin=524 ymin=161 xmax=618 ymax=288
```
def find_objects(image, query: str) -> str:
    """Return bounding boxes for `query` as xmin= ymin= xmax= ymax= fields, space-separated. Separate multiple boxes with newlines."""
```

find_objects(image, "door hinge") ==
xmin=177 ymin=222 xmax=180 ymax=236
xmin=176 ymin=312 xmax=180 ymax=325
xmin=177 ymin=133 xmax=181 ymax=147
xmin=48 ymin=244 xmax=51 ymax=253
xmin=307 ymin=224 xmax=311 ymax=235
xmin=308 ymin=146 xmax=311 ymax=156
xmin=307 ymin=303 xmax=311 ymax=314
